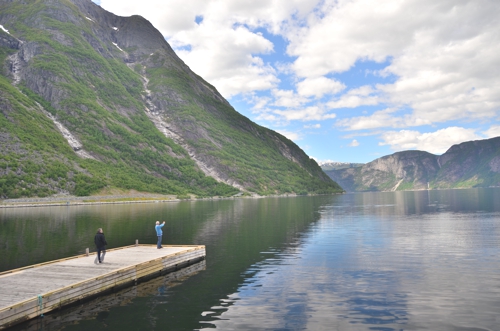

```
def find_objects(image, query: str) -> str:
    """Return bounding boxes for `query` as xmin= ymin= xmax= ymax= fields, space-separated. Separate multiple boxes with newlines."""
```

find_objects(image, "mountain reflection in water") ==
xmin=2 ymin=188 xmax=500 ymax=330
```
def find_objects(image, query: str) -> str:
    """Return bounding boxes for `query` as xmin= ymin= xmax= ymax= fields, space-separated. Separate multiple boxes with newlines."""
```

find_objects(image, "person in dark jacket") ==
xmin=94 ymin=228 xmax=107 ymax=264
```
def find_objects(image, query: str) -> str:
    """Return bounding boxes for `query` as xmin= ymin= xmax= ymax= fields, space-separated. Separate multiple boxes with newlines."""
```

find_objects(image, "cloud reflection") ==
xmin=205 ymin=189 xmax=500 ymax=330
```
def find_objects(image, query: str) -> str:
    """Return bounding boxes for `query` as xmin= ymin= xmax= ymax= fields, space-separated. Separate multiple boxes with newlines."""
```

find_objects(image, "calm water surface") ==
xmin=1 ymin=188 xmax=500 ymax=330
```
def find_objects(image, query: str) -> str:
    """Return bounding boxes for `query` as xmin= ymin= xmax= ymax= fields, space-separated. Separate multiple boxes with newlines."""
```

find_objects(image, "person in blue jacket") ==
xmin=155 ymin=221 xmax=165 ymax=249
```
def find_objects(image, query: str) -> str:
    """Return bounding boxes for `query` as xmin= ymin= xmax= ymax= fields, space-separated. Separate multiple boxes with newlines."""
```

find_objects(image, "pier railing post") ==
xmin=135 ymin=239 xmax=139 ymax=246
xmin=85 ymin=248 xmax=89 ymax=256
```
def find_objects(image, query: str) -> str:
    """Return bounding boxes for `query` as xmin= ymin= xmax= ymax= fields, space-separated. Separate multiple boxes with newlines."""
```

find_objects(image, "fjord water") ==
xmin=1 ymin=188 xmax=500 ymax=331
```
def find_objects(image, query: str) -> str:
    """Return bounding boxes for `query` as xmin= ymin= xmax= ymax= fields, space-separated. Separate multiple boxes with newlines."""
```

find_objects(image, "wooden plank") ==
xmin=0 ymin=245 xmax=205 ymax=330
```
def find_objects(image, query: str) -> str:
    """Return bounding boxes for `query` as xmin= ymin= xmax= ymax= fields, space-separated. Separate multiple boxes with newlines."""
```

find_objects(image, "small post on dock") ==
xmin=85 ymin=248 xmax=89 ymax=256
xmin=37 ymin=295 xmax=44 ymax=317
xmin=135 ymin=239 xmax=139 ymax=246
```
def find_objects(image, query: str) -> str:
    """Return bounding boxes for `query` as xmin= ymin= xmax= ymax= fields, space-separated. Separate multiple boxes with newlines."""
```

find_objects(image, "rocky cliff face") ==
xmin=0 ymin=0 xmax=341 ymax=198
xmin=324 ymin=137 xmax=500 ymax=192
xmin=435 ymin=137 xmax=500 ymax=187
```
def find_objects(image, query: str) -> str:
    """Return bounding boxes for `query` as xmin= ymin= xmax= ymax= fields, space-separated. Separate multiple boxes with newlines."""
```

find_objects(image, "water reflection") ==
xmin=1 ymin=189 xmax=500 ymax=330
xmin=203 ymin=190 xmax=500 ymax=330
xmin=1 ymin=196 xmax=328 ymax=330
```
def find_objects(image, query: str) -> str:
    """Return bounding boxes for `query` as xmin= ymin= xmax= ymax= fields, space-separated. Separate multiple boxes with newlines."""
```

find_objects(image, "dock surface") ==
xmin=0 ymin=245 xmax=205 ymax=329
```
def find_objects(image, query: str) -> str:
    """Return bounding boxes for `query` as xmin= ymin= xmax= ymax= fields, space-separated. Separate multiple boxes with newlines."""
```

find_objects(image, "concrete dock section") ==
xmin=0 ymin=245 xmax=205 ymax=329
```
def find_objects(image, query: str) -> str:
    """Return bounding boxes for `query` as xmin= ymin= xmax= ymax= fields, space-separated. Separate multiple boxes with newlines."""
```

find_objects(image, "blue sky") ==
xmin=93 ymin=0 xmax=500 ymax=164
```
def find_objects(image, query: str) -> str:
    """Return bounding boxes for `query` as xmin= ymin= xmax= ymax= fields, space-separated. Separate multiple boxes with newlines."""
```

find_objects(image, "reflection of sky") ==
xmin=205 ymin=191 xmax=500 ymax=330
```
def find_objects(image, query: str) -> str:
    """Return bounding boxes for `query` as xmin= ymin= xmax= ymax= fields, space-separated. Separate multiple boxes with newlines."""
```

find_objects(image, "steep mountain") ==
xmin=324 ymin=137 xmax=500 ymax=192
xmin=0 ymin=0 xmax=342 ymax=199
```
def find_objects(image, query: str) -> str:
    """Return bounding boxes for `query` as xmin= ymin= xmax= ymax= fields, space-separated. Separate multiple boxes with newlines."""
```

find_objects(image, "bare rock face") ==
xmin=490 ymin=156 xmax=500 ymax=173
xmin=434 ymin=137 xmax=500 ymax=187
xmin=324 ymin=137 xmax=500 ymax=192
xmin=0 ymin=30 xmax=20 ymax=49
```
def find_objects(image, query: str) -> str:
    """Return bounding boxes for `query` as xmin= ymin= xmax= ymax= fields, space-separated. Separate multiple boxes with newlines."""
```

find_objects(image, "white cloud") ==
xmin=348 ymin=139 xmax=360 ymax=147
xmin=175 ymin=23 xmax=279 ymax=97
xmin=249 ymin=94 xmax=272 ymax=111
xmin=328 ymin=85 xmax=380 ymax=109
xmin=304 ymin=124 xmax=321 ymax=129
xmin=287 ymin=0 xmax=417 ymax=77
xmin=271 ymin=89 xmax=308 ymax=108
xmin=484 ymin=125 xmax=500 ymax=139
xmin=287 ymin=0 xmax=500 ymax=127
xmin=274 ymin=106 xmax=336 ymax=122
xmin=275 ymin=129 xmax=302 ymax=141
xmin=378 ymin=127 xmax=481 ymax=154
xmin=336 ymin=108 xmax=402 ymax=130
xmin=296 ymin=76 xmax=345 ymax=98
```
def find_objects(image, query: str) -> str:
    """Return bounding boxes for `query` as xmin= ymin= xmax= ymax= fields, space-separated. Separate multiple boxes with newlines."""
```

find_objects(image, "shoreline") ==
xmin=0 ymin=194 xmax=224 ymax=208
xmin=0 ymin=192 xmax=332 ymax=209
xmin=0 ymin=198 xmax=177 ymax=208
xmin=3 ymin=187 xmax=494 ymax=209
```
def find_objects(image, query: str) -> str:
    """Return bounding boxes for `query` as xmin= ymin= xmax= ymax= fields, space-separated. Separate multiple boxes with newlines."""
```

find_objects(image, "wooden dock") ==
xmin=0 ymin=244 xmax=205 ymax=330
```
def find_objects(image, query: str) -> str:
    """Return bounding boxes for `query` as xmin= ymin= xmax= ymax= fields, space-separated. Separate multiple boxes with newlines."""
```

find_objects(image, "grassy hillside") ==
xmin=144 ymin=63 xmax=340 ymax=195
xmin=0 ymin=69 xmax=236 ymax=198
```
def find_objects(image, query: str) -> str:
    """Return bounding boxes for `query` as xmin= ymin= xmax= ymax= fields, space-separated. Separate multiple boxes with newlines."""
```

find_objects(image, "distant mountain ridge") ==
xmin=319 ymin=161 xmax=364 ymax=171
xmin=323 ymin=137 xmax=500 ymax=192
xmin=0 ymin=0 xmax=342 ymax=198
